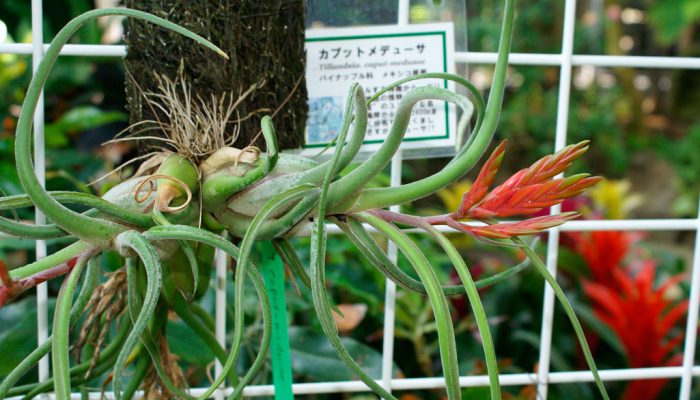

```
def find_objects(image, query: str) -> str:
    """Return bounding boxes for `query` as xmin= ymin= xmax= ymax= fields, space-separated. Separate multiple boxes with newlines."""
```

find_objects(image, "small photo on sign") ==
xmin=307 ymin=96 xmax=344 ymax=145
xmin=303 ymin=23 xmax=456 ymax=155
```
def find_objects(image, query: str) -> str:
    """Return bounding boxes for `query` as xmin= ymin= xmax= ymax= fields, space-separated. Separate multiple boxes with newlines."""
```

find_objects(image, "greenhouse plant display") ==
xmin=0 ymin=1 xmax=612 ymax=399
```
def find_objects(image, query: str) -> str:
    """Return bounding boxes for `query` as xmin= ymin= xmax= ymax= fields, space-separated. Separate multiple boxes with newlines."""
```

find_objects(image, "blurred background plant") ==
xmin=1 ymin=0 xmax=699 ymax=399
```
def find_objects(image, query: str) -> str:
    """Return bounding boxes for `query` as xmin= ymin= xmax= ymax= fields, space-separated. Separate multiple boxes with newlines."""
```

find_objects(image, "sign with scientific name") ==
xmin=302 ymin=23 xmax=456 ymax=155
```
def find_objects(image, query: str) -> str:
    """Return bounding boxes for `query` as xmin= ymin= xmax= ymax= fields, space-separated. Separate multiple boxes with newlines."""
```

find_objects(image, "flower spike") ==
xmin=516 ymin=140 xmax=591 ymax=186
xmin=450 ymin=212 xmax=578 ymax=239
xmin=468 ymin=174 xmax=601 ymax=218
xmin=428 ymin=141 xmax=601 ymax=241
xmin=458 ymin=141 xmax=600 ymax=219
xmin=456 ymin=140 xmax=508 ymax=218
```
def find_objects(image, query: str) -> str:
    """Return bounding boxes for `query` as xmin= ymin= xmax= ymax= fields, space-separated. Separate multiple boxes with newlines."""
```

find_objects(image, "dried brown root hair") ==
xmin=110 ymin=68 xmax=261 ymax=163
xmin=73 ymin=269 xmax=128 ymax=377
xmin=142 ymin=335 xmax=187 ymax=400
xmin=88 ymin=68 xmax=264 ymax=190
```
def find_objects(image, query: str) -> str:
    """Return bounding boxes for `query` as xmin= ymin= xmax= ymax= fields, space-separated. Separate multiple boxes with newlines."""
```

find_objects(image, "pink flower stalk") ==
xmin=445 ymin=212 xmax=579 ymax=239
xmin=0 ymin=260 xmax=12 ymax=308
xmin=0 ymin=256 xmax=80 ymax=308
xmin=428 ymin=140 xmax=601 ymax=239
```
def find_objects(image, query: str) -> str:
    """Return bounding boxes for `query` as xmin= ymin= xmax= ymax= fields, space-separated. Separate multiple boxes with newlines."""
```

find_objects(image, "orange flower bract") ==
xmin=431 ymin=140 xmax=601 ymax=240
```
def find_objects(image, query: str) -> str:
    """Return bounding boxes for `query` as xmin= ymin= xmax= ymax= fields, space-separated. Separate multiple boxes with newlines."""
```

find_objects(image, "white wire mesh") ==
xmin=30 ymin=0 xmax=50 ymax=395
xmin=1 ymin=0 xmax=700 ymax=399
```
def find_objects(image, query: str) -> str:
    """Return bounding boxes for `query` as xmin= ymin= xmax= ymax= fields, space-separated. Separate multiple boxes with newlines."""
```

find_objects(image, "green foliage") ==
xmin=648 ymin=0 xmax=700 ymax=45
xmin=167 ymin=320 xmax=216 ymax=366
xmin=0 ymin=297 xmax=49 ymax=379
xmin=657 ymin=122 xmax=700 ymax=215
xmin=288 ymin=326 xmax=388 ymax=381
xmin=45 ymin=106 xmax=127 ymax=148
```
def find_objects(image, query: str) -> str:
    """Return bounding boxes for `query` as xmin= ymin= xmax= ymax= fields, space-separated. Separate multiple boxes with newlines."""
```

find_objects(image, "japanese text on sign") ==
xmin=304 ymin=23 xmax=456 ymax=153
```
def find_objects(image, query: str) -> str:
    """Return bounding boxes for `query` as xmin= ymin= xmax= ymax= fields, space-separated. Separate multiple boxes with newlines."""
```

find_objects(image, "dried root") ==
xmin=73 ymin=270 xmax=128 ymax=376
xmin=113 ymin=70 xmax=259 ymax=163
xmin=142 ymin=336 xmax=187 ymax=400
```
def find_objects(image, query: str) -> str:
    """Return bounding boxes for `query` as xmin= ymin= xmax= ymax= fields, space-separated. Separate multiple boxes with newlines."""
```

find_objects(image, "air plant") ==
xmin=0 ymin=2 xmax=611 ymax=399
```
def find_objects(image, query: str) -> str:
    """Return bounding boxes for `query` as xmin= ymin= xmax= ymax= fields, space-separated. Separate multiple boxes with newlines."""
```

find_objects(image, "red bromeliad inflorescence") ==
xmin=427 ymin=140 xmax=601 ymax=239
xmin=574 ymin=230 xmax=641 ymax=290
xmin=569 ymin=230 xmax=688 ymax=400
xmin=582 ymin=258 xmax=687 ymax=400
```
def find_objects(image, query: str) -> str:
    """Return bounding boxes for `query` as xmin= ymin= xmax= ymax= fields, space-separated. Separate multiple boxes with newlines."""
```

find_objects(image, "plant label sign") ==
xmin=302 ymin=23 xmax=456 ymax=156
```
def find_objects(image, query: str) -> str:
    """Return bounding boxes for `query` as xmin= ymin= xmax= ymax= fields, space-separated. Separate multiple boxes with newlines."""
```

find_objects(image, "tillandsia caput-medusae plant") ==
xmin=0 ymin=2 xmax=612 ymax=400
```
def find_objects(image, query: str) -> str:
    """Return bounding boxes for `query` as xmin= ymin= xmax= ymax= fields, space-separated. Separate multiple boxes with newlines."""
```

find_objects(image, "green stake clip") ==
xmin=260 ymin=241 xmax=294 ymax=400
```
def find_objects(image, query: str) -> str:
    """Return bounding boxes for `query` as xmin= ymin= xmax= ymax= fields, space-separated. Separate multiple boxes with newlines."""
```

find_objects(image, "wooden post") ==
xmin=123 ymin=0 xmax=308 ymax=151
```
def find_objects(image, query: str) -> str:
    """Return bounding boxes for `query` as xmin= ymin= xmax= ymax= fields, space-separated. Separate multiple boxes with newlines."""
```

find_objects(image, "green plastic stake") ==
xmin=260 ymin=241 xmax=295 ymax=400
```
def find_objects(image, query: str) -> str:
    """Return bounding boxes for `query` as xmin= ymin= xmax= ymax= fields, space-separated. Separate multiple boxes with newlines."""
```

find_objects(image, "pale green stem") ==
xmin=309 ymin=101 xmax=399 ymax=400
xmin=0 ymin=191 xmax=152 ymax=228
xmin=338 ymin=217 xmax=463 ymax=295
xmin=7 ymin=320 xmax=131 ymax=398
xmin=125 ymin=257 xmax=199 ymax=400
xmin=153 ymin=207 xmax=199 ymax=299
xmin=365 ymin=72 xmax=486 ymax=153
xmin=202 ymin=115 xmax=280 ymax=211
xmin=357 ymin=213 xmax=461 ymax=400
xmin=112 ymin=230 xmax=162 ymax=400
xmin=338 ymin=217 xmax=536 ymax=294
xmin=274 ymin=239 xmax=312 ymax=291
xmin=216 ymin=193 xmax=320 ymax=239
xmin=164 ymin=271 xmax=239 ymax=383
xmin=512 ymin=236 xmax=610 ymax=400
xmin=297 ymin=84 xmax=368 ymax=185
xmin=122 ymin=354 xmax=150 ymax=400
xmin=52 ymin=254 xmax=92 ymax=399
xmin=327 ymin=86 xmax=473 ymax=209
xmin=227 ymin=84 xmax=366 ymax=213
xmin=8 ymin=240 xmax=94 ymax=280
xmin=199 ymin=185 xmax=314 ymax=398
xmin=0 ymin=215 xmax=66 ymax=239
xmin=421 ymin=224 xmax=500 ymax=400
xmin=190 ymin=302 xmax=217 ymax=331
xmin=0 ymin=256 xmax=99 ymax=398
xmin=227 ymin=265 xmax=271 ymax=400
xmin=143 ymin=225 xmax=272 ymax=400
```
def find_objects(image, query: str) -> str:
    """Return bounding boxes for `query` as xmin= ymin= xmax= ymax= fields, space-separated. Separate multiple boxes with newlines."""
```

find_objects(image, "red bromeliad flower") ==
xmin=572 ymin=230 xmax=641 ymax=290
xmin=427 ymin=140 xmax=601 ymax=239
xmin=583 ymin=260 xmax=688 ymax=400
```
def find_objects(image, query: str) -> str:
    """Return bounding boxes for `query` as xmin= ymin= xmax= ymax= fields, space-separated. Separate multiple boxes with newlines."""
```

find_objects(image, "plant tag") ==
xmin=301 ymin=23 xmax=456 ymax=157
xmin=260 ymin=241 xmax=295 ymax=400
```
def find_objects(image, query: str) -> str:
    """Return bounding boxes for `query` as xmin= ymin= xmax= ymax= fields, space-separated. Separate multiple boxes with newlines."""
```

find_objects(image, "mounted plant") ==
xmin=0 ymin=2 xmax=610 ymax=399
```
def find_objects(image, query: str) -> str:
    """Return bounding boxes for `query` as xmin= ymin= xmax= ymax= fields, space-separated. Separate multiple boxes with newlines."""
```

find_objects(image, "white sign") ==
xmin=303 ymin=23 xmax=456 ymax=155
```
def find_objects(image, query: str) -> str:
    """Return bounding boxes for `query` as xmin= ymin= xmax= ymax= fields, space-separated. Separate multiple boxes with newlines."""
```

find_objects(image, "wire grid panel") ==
xmin=2 ymin=0 xmax=700 ymax=398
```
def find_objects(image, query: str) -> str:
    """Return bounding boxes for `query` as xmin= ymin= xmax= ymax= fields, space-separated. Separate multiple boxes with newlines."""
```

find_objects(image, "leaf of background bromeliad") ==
xmin=288 ymin=326 xmax=397 ymax=382
xmin=0 ymin=297 xmax=55 ymax=378
xmin=45 ymin=106 xmax=127 ymax=148
xmin=167 ymin=319 xmax=215 ymax=366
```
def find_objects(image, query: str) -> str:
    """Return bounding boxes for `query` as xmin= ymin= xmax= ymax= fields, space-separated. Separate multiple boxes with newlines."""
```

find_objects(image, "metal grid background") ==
xmin=2 ymin=0 xmax=700 ymax=398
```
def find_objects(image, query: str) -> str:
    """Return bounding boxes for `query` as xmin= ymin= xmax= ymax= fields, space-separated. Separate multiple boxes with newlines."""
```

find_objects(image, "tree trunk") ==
xmin=123 ymin=0 xmax=307 ymax=152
